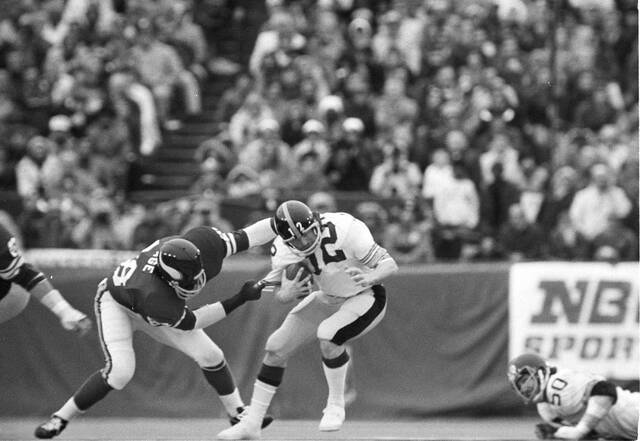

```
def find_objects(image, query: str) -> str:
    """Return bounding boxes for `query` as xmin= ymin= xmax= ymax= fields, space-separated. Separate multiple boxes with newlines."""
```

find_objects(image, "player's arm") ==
xmin=174 ymin=280 xmax=265 ymax=330
xmin=552 ymin=381 xmax=617 ymax=439
xmin=215 ymin=218 xmax=276 ymax=257
xmin=1 ymin=246 xmax=91 ymax=334
xmin=344 ymin=219 xmax=398 ymax=288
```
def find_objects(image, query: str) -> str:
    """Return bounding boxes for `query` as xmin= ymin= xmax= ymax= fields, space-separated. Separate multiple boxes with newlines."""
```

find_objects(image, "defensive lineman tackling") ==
xmin=35 ymin=219 xmax=277 ymax=439
xmin=218 ymin=200 xmax=398 ymax=439
xmin=508 ymin=353 xmax=639 ymax=440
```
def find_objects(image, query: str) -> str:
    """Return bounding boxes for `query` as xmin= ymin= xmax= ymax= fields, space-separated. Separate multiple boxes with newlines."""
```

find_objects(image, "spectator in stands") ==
xmin=228 ymin=92 xmax=274 ymax=149
xmin=498 ymin=203 xmax=547 ymax=261
xmin=292 ymin=119 xmax=330 ymax=169
xmin=162 ymin=2 xmax=209 ymax=82
xmin=342 ymin=75 xmax=377 ymax=138
xmin=518 ymin=155 xmax=549 ymax=223
xmin=130 ymin=18 xmax=200 ymax=128
xmin=479 ymin=132 xmax=523 ymax=187
xmin=481 ymin=161 xmax=521 ymax=235
xmin=108 ymin=69 xmax=161 ymax=156
xmin=383 ymin=198 xmax=434 ymax=264
xmin=307 ymin=191 xmax=337 ymax=213
xmin=548 ymin=212 xmax=589 ymax=260
xmin=181 ymin=196 xmax=233 ymax=234
xmin=569 ymin=163 xmax=632 ymax=245
xmin=369 ymin=142 xmax=422 ymax=198
xmin=374 ymin=77 xmax=418 ymax=147
xmin=288 ymin=150 xmax=330 ymax=193
xmin=431 ymin=164 xmax=480 ymax=260
xmin=444 ymin=129 xmax=482 ymax=188
xmin=325 ymin=117 xmax=375 ymax=192
xmin=225 ymin=165 xmax=263 ymax=199
xmin=15 ymin=136 xmax=62 ymax=204
xmin=355 ymin=201 xmax=389 ymax=246
xmin=238 ymin=118 xmax=291 ymax=190
xmin=591 ymin=214 xmax=638 ymax=262
xmin=214 ymin=73 xmax=254 ymax=123
xmin=421 ymin=148 xmax=453 ymax=201
xmin=537 ymin=166 xmax=578 ymax=234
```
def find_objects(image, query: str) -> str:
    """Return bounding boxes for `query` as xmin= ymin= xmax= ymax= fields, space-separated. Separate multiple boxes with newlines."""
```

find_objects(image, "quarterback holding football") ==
xmin=218 ymin=200 xmax=398 ymax=440
xmin=508 ymin=353 xmax=639 ymax=440
xmin=35 ymin=220 xmax=277 ymax=439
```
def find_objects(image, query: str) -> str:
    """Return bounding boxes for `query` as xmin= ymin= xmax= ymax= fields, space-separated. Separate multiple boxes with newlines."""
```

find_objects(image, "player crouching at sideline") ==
xmin=508 ymin=353 xmax=639 ymax=440
xmin=35 ymin=220 xmax=278 ymax=439
xmin=218 ymin=200 xmax=398 ymax=440
xmin=0 ymin=222 xmax=91 ymax=333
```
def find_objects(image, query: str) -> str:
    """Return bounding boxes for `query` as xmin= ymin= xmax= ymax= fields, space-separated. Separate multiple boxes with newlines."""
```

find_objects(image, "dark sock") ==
xmin=322 ymin=350 xmax=350 ymax=369
xmin=202 ymin=360 xmax=236 ymax=395
xmin=74 ymin=371 xmax=113 ymax=411
xmin=257 ymin=363 xmax=285 ymax=387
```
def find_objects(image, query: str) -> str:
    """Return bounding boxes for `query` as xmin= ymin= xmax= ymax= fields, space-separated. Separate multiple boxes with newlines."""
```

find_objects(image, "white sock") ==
xmin=55 ymin=397 xmax=82 ymax=421
xmin=219 ymin=388 xmax=244 ymax=416
xmin=323 ymin=361 xmax=348 ymax=408
xmin=244 ymin=380 xmax=277 ymax=427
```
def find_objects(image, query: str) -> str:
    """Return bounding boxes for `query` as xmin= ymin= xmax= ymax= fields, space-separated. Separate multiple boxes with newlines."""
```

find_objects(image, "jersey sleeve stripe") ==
xmin=0 ymin=255 xmax=24 ymax=279
xmin=224 ymin=233 xmax=237 ymax=255
xmin=359 ymin=245 xmax=379 ymax=266
xmin=211 ymin=227 xmax=233 ymax=257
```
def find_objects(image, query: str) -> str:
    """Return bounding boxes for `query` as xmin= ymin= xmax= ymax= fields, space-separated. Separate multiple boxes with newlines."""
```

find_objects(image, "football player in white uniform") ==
xmin=218 ymin=200 xmax=398 ymax=440
xmin=508 ymin=353 xmax=639 ymax=440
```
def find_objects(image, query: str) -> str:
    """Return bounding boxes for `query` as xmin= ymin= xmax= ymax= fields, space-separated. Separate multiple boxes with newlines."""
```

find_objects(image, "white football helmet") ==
xmin=507 ymin=353 xmax=551 ymax=404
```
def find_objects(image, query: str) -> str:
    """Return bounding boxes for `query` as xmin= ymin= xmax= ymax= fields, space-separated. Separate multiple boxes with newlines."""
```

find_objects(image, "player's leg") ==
xmin=315 ymin=285 xmax=387 ymax=431
xmin=146 ymin=326 xmax=253 ymax=423
xmin=0 ymin=285 xmax=30 ymax=324
xmin=217 ymin=293 xmax=327 ymax=440
xmin=35 ymin=289 xmax=135 ymax=439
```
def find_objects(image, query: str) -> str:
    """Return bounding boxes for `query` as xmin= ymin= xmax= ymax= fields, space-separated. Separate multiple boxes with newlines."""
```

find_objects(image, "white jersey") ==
xmin=265 ymin=212 xmax=387 ymax=300
xmin=537 ymin=368 xmax=639 ymax=440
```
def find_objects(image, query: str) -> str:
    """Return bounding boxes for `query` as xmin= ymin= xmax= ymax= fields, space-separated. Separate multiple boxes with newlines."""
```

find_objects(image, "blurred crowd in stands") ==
xmin=0 ymin=0 xmax=638 ymax=263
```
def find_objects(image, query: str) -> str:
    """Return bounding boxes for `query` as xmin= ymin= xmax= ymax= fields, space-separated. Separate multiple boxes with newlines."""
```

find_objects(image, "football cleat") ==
xmin=217 ymin=418 xmax=261 ymax=440
xmin=318 ymin=405 xmax=345 ymax=432
xmin=34 ymin=415 xmax=68 ymax=439
xmin=228 ymin=406 xmax=274 ymax=429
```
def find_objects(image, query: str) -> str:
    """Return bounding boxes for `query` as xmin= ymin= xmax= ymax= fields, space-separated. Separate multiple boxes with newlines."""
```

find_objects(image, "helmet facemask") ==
xmin=159 ymin=251 xmax=206 ymax=300
xmin=283 ymin=217 xmax=321 ymax=257
xmin=508 ymin=364 xmax=549 ymax=404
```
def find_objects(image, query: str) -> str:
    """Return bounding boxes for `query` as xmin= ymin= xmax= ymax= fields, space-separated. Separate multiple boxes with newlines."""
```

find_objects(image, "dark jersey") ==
xmin=106 ymin=226 xmax=250 ymax=328
xmin=0 ymin=224 xmax=47 ymax=300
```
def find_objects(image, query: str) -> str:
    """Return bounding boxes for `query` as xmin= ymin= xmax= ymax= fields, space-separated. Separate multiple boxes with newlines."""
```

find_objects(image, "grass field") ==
xmin=0 ymin=417 xmax=543 ymax=441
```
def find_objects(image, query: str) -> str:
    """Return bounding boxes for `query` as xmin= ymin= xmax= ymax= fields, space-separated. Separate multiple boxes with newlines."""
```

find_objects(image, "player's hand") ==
xmin=534 ymin=423 xmax=557 ymax=439
xmin=553 ymin=426 xmax=588 ymax=439
xmin=61 ymin=310 xmax=93 ymax=336
xmin=237 ymin=280 xmax=266 ymax=301
xmin=278 ymin=269 xmax=312 ymax=303
xmin=345 ymin=267 xmax=374 ymax=288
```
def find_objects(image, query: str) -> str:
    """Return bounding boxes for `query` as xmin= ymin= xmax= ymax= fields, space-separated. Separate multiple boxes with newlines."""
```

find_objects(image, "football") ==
xmin=284 ymin=262 xmax=313 ymax=281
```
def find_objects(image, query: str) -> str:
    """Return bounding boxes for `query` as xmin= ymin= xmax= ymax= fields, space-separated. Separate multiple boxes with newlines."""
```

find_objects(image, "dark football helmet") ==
xmin=272 ymin=200 xmax=322 ymax=256
xmin=156 ymin=238 xmax=206 ymax=299
xmin=507 ymin=353 xmax=551 ymax=404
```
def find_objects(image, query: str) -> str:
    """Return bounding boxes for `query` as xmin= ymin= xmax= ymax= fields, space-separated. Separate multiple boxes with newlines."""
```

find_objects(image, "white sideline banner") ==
xmin=509 ymin=262 xmax=639 ymax=379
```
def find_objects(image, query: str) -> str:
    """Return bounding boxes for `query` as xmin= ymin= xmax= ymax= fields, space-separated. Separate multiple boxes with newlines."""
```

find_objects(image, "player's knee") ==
xmin=319 ymin=338 xmax=344 ymax=359
xmin=316 ymin=321 xmax=338 ymax=342
xmin=264 ymin=335 xmax=290 ymax=366
xmin=105 ymin=364 xmax=135 ymax=390
xmin=193 ymin=345 xmax=225 ymax=368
